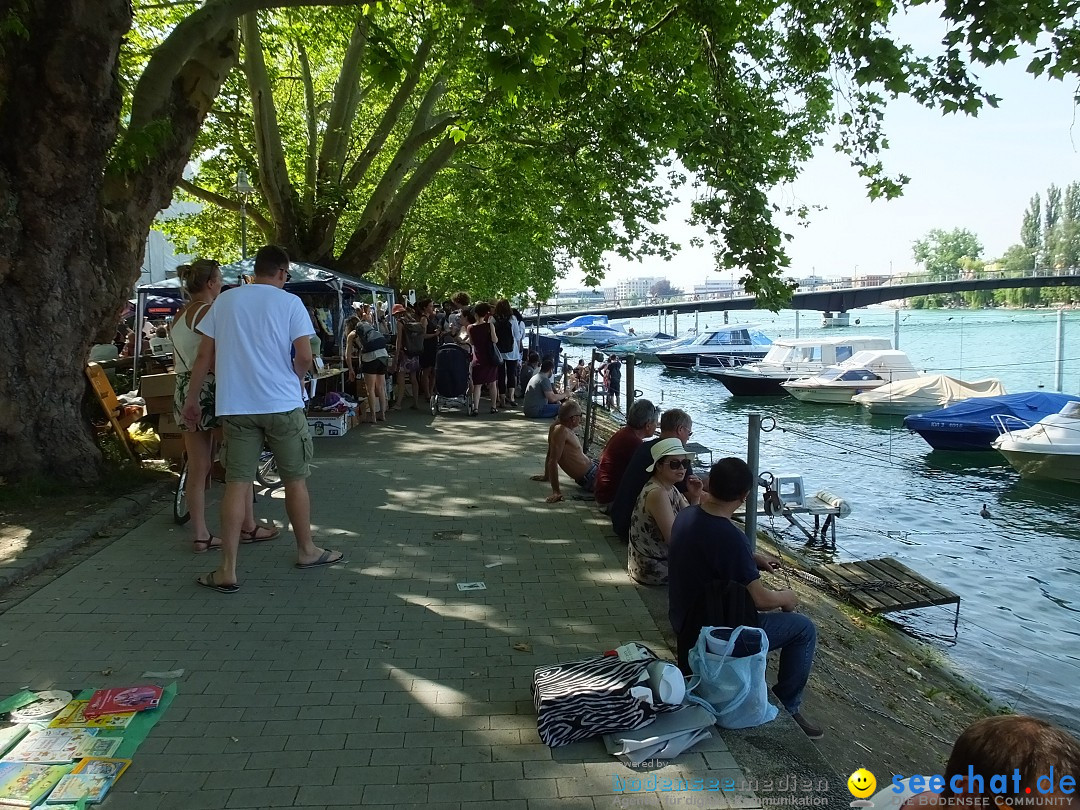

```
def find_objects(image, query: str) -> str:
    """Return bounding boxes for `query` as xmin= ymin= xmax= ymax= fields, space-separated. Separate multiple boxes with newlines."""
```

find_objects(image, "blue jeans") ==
xmin=527 ymin=400 xmax=560 ymax=419
xmin=758 ymin=612 xmax=817 ymax=715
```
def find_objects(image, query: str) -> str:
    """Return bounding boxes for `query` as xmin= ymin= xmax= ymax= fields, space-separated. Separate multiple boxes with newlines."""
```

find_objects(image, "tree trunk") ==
xmin=0 ymin=0 xmax=134 ymax=483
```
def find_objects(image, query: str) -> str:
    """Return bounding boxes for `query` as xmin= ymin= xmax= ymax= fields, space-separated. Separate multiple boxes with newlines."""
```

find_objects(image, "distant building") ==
xmin=615 ymin=276 xmax=661 ymax=302
xmin=552 ymin=288 xmax=606 ymax=308
xmin=692 ymin=278 xmax=737 ymax=297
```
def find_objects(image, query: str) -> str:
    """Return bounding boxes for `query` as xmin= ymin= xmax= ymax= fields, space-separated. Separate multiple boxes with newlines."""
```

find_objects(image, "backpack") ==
xmin=403 ymin=321 xmax=426 ymax=354
xmin=494 ymin=316 xmax=514 ymax=353
xmin=359 ymin=324 xmax=387 ymax=353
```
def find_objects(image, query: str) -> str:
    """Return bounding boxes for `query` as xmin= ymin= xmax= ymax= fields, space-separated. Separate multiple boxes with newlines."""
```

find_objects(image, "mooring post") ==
xmin=695 ymin=310 xmax=700 ymax=333
xmin=673 ymin=310 xmax=678 ymax=335
xmin=795 ymin=310 xmax=800 ymax=338
xmin=626 ymin=353 xmax=636 ymax=412
xmin=746 ymin=413 xmax=761 ymax=551
xmin=894 ymin=308 xmax=900 ymax=350
xmin=1056 ymin=309 xmax=1065 ymax=392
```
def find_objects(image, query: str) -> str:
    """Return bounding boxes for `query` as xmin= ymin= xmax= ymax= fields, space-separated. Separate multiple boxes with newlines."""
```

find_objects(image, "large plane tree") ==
xmin=1 ymin=0 xmax=1078 ymax=483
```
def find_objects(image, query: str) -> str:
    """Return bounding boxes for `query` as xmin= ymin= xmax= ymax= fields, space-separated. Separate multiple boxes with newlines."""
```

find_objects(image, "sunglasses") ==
xmin=662 ymin=458 xmax=692 ymax=471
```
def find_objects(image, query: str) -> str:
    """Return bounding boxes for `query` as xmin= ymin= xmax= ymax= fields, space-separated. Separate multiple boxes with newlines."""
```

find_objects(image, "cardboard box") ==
xmin=159 ymin=435 xmax=185 ymax=461
xmin=140 ymin=373 xmax=176 ymax=398
xmin=158 ymin=413 xmax=181 ymax=435
xmin=307 ymin=411 xmax=351 ymax=438
xmin=144 ymin=395 xmax=173 ymax=416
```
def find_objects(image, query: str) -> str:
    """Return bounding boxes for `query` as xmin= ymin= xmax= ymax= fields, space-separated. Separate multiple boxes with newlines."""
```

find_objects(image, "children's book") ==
xmin=0 ymin=762 xmax=72 ymax=807
xmin=76 ymin=738 xmax=120 ymax=760
xmin=0 ymin=727 xmax=28 ymax=758
xmin=1 ymin=729 xmax=96 ymax=764
xmin=71 ymin=759 xmax=130 ymax=781
xmin=48 ymin=702 xmax=133 ymax=732
xmin=83 ymin=686 xmax=162 ymax=719
xmin=44 ymin=772 xmax=113 ymax=804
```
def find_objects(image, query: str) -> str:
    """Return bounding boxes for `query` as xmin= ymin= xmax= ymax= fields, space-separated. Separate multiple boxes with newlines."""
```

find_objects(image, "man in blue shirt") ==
xmin=669 ymin=457 xmax=823 ymax=739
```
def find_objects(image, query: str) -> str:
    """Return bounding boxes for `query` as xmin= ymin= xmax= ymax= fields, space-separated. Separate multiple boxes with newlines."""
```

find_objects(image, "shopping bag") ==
xmin=532 ymin=643 xmax=680 ymax=747
xmin=685 ymin=625 xmax=778 ymax=729
xmin=602 ymin=705 xmax=716 ymax=766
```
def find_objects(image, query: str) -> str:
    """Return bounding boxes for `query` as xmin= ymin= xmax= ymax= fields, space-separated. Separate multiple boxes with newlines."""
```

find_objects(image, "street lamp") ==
xmin=233 ymin=169 xmax=254 ymax=260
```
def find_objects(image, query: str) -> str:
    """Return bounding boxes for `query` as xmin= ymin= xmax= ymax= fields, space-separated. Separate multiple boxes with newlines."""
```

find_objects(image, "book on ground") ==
xmin=83 ymin=687 xmax=162 ymax=719
xmin=0 ymin=762 xmax=72 ymax=807
xmin=71 ymin=758 xmax=130 ymax=781
xmin=48 ymin=701 xmax=134 ymax=731
xmin=0 ymin=728 xmax=28 ymax=759
xmin=45 ymin=772 xmax=113 ymax=805
xmin=1 ymin=729 xmax=96 ymax=764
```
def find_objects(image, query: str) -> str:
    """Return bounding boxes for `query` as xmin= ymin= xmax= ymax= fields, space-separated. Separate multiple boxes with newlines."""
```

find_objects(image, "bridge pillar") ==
xmin=821 ymin=311 xmax=850 ymax=328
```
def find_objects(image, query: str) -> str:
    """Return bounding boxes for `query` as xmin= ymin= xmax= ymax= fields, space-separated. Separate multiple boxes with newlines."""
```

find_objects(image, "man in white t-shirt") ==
xmin=182 ymin=245 xmax=344 ymax=593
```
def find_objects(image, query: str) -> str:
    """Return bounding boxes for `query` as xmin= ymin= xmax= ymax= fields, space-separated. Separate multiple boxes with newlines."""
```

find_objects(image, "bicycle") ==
xmin=173 ymin=446 xmax=281 ymax=525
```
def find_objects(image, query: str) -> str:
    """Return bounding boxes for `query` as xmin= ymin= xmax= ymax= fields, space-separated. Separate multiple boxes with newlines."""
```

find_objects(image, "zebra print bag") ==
xmin=532 ymin=643 xmax=679 ymax=747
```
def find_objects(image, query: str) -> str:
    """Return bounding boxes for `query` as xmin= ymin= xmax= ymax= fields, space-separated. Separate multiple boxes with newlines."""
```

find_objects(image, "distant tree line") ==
xmin=907 ymin=183 xmax=1079 ymax=308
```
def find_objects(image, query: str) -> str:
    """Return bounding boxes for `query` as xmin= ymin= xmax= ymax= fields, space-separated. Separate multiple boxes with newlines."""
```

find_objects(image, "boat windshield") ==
xmin=748 ymin=330 xmax=772 ymax=346
xmin=704 ymin=329 xmax=751 ymax=346
xmin=818 ymin=367 xmax=881 ymax=382
xmin=791 ymin=346 xmax=822 ymax=364
xmin=762 ymin=344 xmax=797 ymax=363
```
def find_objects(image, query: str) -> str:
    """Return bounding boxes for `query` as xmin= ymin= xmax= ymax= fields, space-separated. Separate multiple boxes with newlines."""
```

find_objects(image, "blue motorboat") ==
xmin=549 ymin=314 xmax=611 ymax=333
xmin=904 ymin=392 xmax=1080 ymax=451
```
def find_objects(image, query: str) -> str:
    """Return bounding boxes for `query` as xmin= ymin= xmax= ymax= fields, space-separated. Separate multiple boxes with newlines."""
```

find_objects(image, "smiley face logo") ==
xmin=848 ymin=768 xmax=876 ymax=799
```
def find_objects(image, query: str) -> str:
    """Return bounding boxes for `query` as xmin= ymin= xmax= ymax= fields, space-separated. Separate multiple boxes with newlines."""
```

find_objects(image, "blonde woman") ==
xmin=172 ymin=260 xmax=279 ymax=553
xmin=627 ymin=438 xmax=702 ymax=585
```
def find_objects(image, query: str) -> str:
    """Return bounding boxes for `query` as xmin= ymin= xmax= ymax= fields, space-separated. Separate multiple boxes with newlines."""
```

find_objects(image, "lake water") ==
xmin=563 ymin=307 xmax=1080 ymax=730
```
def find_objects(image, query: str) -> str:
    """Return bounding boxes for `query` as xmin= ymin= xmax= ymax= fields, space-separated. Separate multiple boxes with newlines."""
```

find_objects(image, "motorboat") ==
xmin=633 ymin=332 xmax=698 ymax=363
xmin=904 ymin=392 xmax=1080 ymax=451
xmin=704 ymin=336 xmax=894 ymax=396
xmin=548 ymin=314 xmax=610 ymax=333
xmin=558 ymin=322 xmax=631 ymax=346
xmin=992 ymin=401 xmax=1080 ymax=484
xmin=782 ymin=350 xmax=919 ymax=405
xmin=655 ymin=324 xmax=772 ymax=370
xmin=853 ymin=375 xmax=1006 ymax=416
xmin=605 ymin=332 xmax=675 ymax=355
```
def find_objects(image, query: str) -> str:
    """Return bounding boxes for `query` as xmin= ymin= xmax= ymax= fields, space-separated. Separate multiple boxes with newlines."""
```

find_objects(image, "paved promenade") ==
xmin=1 ymin=409 xmax=770 ymax=809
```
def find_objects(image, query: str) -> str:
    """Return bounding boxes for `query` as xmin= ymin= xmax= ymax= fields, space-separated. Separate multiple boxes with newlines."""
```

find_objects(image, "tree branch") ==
xmin=343 ymin=30 xmax=437 ymax=189
xmin=176 ymin=178 xmax=274 ymax=233
xmin=241 ymin=11 xmax=299 ymax=241
xmin=297 ymin=39 xmax=318 ymax=218
xmin=317 ymin=11 xmax=369 ymax=185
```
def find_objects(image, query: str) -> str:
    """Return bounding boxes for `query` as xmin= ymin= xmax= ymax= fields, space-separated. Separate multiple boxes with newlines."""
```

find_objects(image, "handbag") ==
xmin=490 ymin=341 xmax=505 ymax=366
xmin=532 ymin=643 xmax=680 ymax=747
xmin=685 ymin=625 xmax=778 ymax=729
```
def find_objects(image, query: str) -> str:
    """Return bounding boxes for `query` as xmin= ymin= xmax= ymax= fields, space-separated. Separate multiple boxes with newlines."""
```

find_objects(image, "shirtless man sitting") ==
xmin=536 ymin=400 xmax=598 ymax=503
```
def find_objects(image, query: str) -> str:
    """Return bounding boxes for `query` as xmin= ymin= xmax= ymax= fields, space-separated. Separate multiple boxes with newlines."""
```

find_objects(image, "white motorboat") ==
xmin=558 ymin=322 xmax=631 ymax=346
xmin=549 ymin=314 xmax=610 ymax=333
xmin=655 ymin=324 xmax=772 ymax=370
xmin=782 ymin=349 xmax=920 ymax=404
xmin=992 ymin=401 xmax=1080 ymax=484
xmin=705 ymin=336 xmax=894 ymax=396
xmin=853 ymin=375 xmax=1007 ymax=416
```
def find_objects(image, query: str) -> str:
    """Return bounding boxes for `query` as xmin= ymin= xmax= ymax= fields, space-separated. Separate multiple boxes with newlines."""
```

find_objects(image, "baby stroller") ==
xmin=431 ymin=343 xmax=474 ymax=416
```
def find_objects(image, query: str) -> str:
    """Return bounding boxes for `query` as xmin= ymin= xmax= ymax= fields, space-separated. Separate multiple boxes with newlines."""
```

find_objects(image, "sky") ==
xmin=562 ymin=13 xmax=1080 ymax=292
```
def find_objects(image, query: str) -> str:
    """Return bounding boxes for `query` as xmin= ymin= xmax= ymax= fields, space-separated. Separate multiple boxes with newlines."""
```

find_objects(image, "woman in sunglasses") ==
xmin=628 ymin=438 xmax=702 ymax=585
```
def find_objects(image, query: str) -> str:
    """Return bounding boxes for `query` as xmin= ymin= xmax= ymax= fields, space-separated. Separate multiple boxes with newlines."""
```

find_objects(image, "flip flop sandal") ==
xmin=196 ymin=571 xmax=239 ymax=594
xmin=193 ymin=535 xmax=222 ymax=554
xmin=240 ymin=526 xmax=280 ymax=544
xmin=295 ymin=550 xmax=346 ymax=570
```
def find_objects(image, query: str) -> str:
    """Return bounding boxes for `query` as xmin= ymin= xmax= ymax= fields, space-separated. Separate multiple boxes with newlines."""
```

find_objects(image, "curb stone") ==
xmin=0 ymin=480 xmax=173 ymax=590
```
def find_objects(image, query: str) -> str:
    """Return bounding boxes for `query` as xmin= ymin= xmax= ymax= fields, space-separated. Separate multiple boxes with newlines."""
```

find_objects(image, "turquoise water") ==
xmin=570 ymin=308 xmax=1080 ymax=728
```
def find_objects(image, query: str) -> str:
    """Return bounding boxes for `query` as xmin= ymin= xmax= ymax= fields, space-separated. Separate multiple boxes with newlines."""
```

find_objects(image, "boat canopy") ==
xmin=904 ymin=392 xmax=1080 ymax=434
xmin=854 ymin=374 xmax=1006 ymax=410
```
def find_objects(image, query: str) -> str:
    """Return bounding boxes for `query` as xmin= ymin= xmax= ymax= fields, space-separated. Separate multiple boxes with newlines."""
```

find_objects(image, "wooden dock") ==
xmin=809 ymin=557 xmax=961 ymax=635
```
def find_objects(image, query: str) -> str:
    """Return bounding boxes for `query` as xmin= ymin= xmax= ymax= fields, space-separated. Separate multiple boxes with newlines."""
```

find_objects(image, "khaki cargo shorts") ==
xmin=222 ymin=408 xmax=313 ymax=483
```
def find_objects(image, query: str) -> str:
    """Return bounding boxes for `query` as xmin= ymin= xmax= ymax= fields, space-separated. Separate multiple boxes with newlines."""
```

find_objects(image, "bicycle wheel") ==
xmin=173 ymin=456 xmax=191 ymax=525
xmin=255 ymin=450 xmax=281 ymax=488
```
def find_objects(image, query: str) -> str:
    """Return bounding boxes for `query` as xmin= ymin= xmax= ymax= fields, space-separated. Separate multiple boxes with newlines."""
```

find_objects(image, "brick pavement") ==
xmin=0 ymin=409 xmax=764 ymax=809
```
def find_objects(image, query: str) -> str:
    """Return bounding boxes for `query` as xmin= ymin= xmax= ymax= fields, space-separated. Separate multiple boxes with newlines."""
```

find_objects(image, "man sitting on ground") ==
xmin=594 ymin=399 xmax=658 ymax=511
xmin=523 ymin=358 xmax=568 ymax=419
xmin=668 ymin=457 xmax=821 ymax=739
xmin=609 ymin=408 xmax=695 ymax=542
xmin=538 ymin=400 xmax=598 ymax=502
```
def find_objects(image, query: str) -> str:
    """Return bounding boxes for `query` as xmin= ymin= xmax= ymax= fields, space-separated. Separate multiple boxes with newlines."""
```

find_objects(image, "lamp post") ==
xmin=233 ymin=169 xmax=254 ymax=260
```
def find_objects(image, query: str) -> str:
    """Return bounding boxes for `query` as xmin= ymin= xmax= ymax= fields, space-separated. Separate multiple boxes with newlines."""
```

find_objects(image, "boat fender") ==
xmin=814 ymin=490 xmax=852 ymax=518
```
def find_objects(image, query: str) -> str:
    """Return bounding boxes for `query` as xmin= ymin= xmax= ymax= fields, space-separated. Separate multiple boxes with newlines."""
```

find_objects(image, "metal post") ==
xmin=240 ymin=198 xmax=248 ymax=260
xmin=673 ymin=310 xmax=678 ymax=336
xmin=658 ymin=309 xmax=662 ymax=333
xmin=695 ymin=310 xmax=699 ymax=333
xmin=626 ymin=353 xmax=636 ymax=412
xmin=894 ymin=308 xmax=900 ymax=350
xmin=746 ymin=413 xmax=761 ymax=551
xmin=795 ymin=310 xmax=800 ymax=338
xmin=1055 ymin=309 xmax=1065 ymax=392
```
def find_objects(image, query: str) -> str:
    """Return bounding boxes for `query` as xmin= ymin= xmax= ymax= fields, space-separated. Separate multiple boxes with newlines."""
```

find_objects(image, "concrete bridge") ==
xmin=539 ymin=272 xmax=1080 ymax=325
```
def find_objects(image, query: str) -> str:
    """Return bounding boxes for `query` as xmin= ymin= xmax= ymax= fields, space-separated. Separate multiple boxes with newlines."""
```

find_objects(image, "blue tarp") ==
xmin=904 ymin=392 xmax=1080 ymax=451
